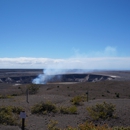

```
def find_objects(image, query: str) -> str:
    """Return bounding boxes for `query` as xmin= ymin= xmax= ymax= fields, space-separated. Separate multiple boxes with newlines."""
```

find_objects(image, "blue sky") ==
xmin=0 ymin=0 xmax=130 ymax=69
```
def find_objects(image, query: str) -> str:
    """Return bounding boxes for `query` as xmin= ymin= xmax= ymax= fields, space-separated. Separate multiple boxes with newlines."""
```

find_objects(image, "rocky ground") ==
xmin=0 ymin=70 xmax=130 ymax=130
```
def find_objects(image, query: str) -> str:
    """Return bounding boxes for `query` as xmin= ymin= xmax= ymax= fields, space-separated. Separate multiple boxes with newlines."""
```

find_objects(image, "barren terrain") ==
xmin=0 ymin=69 xmax=130 ymax=130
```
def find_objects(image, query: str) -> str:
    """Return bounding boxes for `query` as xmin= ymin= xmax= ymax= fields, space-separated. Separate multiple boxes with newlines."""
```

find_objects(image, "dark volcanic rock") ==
xmin=0 ymin=76 xmax=37 ymax=84
xmin=46 ymin=74 xmax=113 ymax=83
xmin=0 ymin=69 xmax=118 ymax=84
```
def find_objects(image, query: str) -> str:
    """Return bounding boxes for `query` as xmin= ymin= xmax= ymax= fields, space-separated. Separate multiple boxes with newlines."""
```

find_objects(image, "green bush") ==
xmin=0 ymin=95 xmax=6 ymax=99
xmin=87 ymin=102 xmax=116 ymax=120
xmin=28 ymin=84 xmax=40 ymax=94
xmin=48 ymin=120 xmax=60 ymax=130
xmin=68 ymin=106 xmax=77 ymax=114
xmin=31 ymin=101 xmax=57 ymax=114
xmin=64 ymin=122 xmax=112 ymax=130
xmin=0 ymin=95 xmax=12 ymax=99
xmin=12 ymin=106 xmax=24 ymax=114
xmin=70 ymin=95 xmax=86 ymax=105
xmin=0 ymin=106 xmax=24 ymax=126
xmin=47 ymin=121 xmax=130 ymax=130
xmin=78 ymin=122 xmax=112 ymax=130
xmin=59 ymin=106 xmax=77 ymax=114
xmin=0 ymin=106 xmax=15 ymax=125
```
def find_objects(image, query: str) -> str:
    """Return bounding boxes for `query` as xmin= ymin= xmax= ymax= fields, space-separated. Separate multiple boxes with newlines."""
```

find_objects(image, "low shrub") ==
xmin=0 ymin=95 xmax=12 ymax=99
xmin=35 ymin=120 xmax=130 ymax=130
xmin=87 ymin=102 xmax=116 ymax=120
xmin=11 ymin=94 xmax=18 ymax=96
xmin=0 ymin=106 xmax=24 ymax=126
xmin=59 ymin=106 xmax=77 ymax=114
xmin=28 ymin=84 xmax=40 ymax=94
xmin=113 ymin=127 xmax=130 ymax=130
xmin=12 ymin=106 xmax=24 ymax=114
xmin=68 ymin=106 xmax=77 ymax=114
xmin=48 ymin=120 xmax=60 ymax=130
xmin=47 ymin=121 xmax=130 ymax=130
xmin=31 ymin=101 xmax=57 ymax=114
xmin=70 ymin=95 xmax=86 ymax=105
xmin=0 ymin=106 xmax=15 ymax=125
xmin=65 ymin=122 xmax=112 ymax=130
xmin=78 ymin=122 xmax=112 ymax=130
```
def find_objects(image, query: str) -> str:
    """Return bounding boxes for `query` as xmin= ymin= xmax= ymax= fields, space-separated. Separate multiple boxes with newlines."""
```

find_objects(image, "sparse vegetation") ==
xmin=78 ymin=122 xmax=112 ymax=130
xmin=87 ymin=102 xmax=116 ymax=120
xmin=47 ymin=121 xmax=113 ymax=130
xmin=70 ymin=95 xmax=86 ymax=105
xmin=47 ymin=120 xmax=130 ymax=130
xmin=59 ymin=106 xmax=77 ymax=114
xmin=0 ymin=70 xmax=130 ymax=129
xmin=28 ymin=84 xmax=40 ymax=94
xmin=12 ymin=106 xmax=24 ymax=114
xmin=0 ymin=106 xmax=24 ymax=126
xmin=113 ymin=127 xmax=130 ymax=130
xmin=48 ymin=120 xmax=60 ymax=130
xmin=31 ymin=101 xmax=77 ymax=115
xmin=31 ymin=101 xmax=57 ymax=114
xmin=0 ymin=94 xmax=12 ymax=99
xmin=65 ymin=122 xmax=130 ymax=130
xmin=11 ymin=94 xmax=18 ymax=96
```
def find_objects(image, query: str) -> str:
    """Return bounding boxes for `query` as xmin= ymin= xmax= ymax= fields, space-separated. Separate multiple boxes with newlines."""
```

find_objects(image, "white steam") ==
xmin=32 ymin=69 xmax=66 ymax=84
xmin=32 ymin=69 xmax=91 ymax=84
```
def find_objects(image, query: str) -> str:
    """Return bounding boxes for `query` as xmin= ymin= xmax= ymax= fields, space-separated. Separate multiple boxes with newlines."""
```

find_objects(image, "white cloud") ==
xmin=0 ymin=57 xmax=130 ymax=70
xmin=75 ymin=46 xmax=117 ymax=57
xmin=104 ymin=46 xmax=117 ymax=56
xmin=0 ymin=46 xmax=129 ymax=70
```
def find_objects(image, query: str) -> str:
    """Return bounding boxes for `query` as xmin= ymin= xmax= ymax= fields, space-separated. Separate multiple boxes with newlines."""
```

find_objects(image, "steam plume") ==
xmin=32 ymin=69 xmax=89 ymax=84
xmin=32 ymin=69 xmax=68 ymax=84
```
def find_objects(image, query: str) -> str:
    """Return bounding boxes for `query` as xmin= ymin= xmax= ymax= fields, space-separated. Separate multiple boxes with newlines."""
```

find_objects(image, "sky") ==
xmin=0 ymin=0 xmax=130 ymax=70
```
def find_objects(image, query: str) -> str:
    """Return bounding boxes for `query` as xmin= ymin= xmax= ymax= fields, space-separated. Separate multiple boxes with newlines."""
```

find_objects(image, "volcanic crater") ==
xmin=0 ymin=72 xmax=115 ymax=84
